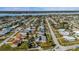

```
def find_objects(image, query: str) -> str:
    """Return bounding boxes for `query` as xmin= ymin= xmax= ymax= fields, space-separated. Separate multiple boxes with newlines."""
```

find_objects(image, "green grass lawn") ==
xmin=0 ymin=40 xmax=3 ymax=43
xmin=4 ymin=32 xmax=14 ymax=39
xmin=40 ymin=32 xmax=55 ymax=50
xmin=53 ymin=28 xmax=79 ymax=46
xmin=0 ymin=41 xmax=28 ymax=51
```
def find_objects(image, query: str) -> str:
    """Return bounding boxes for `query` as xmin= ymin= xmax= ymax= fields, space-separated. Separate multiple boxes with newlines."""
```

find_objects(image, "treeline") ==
xmin=0 ymin=11 xmax=79 ymax=14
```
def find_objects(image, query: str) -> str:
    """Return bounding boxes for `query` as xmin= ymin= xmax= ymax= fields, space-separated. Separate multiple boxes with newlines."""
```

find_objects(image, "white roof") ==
xmin=39 ymin=26 xmax=44 ymax=30
xmin=24 ymin=28 xmax=32 ymax=32
xmin=35 ymin=38 xmax=39 ymax=42
xmin=58 ymin=29 xmax=69 ymax=36
xmin=38 ymin=32 xmax=44 ymax=35
xmin=20 ymin=32 xmax=26 ymax=36
xmin=58 ymin=29 xmax=65 ymax=32
xmin=0 ymin=28 xmax=11 ymax=35
xmin=60 ymin=31 xmax=69 ymax=36
xmin=40 ymin=36 xmax=46 ymax=42
xmin=63 ymin=36 xmax=75 ymax=41
xmin=74 ymin=31 xmax=79 ymax=34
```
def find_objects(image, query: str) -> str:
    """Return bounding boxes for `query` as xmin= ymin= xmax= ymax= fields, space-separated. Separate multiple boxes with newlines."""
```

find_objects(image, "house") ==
xmin=58 ymin=29 xmax=69 ymax=36
xmin=35 ymin=35 xmax=46 ymax=43
xmin=73 ymin=31 xmax=79 ymax=39
xmin=40 ymin=36 xmax=46 ymax=42
xmin=39 ymin=25 xmax=45 ymax=32
xmin=11 ymin=33 xmax=22 ymax=47
xmin=0 ymin=27 xmax=12 ymax=36
xmin=74 ymin=31 xmax=79 ymax=36
xmin=63 ymin=36 xmax=76 ymax=41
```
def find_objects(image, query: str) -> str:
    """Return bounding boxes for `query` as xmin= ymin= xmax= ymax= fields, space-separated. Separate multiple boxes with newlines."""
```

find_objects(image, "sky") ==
xmin=0 ymin=7 xmax=79 ymax=11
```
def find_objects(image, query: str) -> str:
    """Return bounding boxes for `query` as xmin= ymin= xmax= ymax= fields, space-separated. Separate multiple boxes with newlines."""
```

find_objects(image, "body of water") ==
xmin=0 ymin=12 xmax=79 ymax=17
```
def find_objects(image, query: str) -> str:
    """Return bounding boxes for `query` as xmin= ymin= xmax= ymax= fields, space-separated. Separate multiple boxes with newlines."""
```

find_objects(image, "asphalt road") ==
xmin=0 ymin=18 xmax=35 ymax=47
xmin=46 ymin=17 xmax=79 ymax=51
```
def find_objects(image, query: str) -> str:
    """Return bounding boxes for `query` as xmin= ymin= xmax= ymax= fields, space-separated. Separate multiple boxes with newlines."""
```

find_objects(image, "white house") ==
xmin=63 ymin=36 xmax=76 ymax=41
xmin=58 ymin=29 xmax=69 ymax=36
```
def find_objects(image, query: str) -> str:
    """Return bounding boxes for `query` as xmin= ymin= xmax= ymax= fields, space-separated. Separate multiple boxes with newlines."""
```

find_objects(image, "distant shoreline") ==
xmin=0 ymin=11 xmax=79 ymax=16
xmin=0 ymin=11 xmax=79 ymax=14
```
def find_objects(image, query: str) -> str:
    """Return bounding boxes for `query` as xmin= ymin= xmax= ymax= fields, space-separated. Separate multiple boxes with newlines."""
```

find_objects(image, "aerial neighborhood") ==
xmin=0 ymin=12 xmax=79 ymax=51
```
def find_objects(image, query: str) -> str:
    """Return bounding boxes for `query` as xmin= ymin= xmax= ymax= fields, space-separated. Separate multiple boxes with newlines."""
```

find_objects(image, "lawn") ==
xmin=53 ymin=28 xmax=79 ymax=46
xmin=40 ymin=32 xmax=55 ymax=50
xmin=0 ymin=41 xmax=28 ymax=51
